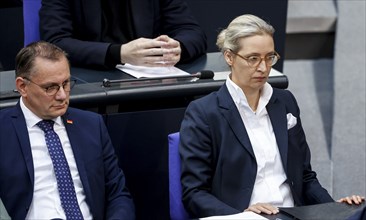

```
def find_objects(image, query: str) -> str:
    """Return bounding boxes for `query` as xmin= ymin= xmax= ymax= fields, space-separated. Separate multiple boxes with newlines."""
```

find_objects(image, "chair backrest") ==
xmin=168 ymin=132 xmax=189 ymax=220
xmin=23 ymin=0 xmax=41 ymax=46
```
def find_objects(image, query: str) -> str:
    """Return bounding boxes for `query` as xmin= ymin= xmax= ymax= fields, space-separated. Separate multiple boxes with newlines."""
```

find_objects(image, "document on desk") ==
xmin=279 ymin=202 xmax=366 ymax=220
xmin=116 ymin=63 xmax=190 ymax=78
xmin=199 ymin=211 xmax=267 ymax=220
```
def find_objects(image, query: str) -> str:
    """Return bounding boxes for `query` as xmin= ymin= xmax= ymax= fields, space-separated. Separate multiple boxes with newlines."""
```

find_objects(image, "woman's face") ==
xmin=224 ymin=34 xmax=276 ymax=93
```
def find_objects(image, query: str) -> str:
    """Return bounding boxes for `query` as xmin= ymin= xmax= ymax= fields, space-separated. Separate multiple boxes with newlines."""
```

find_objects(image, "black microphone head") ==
xmin=198 ymin=70 xmax=214 ymax=79
xmin=102 ymin=78 xmax=111 ymax=87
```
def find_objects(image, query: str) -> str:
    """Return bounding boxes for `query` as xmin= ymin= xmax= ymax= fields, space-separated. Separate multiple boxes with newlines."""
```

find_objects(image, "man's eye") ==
xmin=46 ymin=85 xmax=59 ymax=92
xmin=62 ymin=81 xmax=70 ymax=87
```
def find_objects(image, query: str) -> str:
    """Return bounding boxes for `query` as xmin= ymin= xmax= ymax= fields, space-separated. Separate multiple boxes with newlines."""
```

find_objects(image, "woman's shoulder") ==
xmin=272 ymin=88 xmax=300 ymax=114
xmin=273 ymin=88 xmax=297 ymax=101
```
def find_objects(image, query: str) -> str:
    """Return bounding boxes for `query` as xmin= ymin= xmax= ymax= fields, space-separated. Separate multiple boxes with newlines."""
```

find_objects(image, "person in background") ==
xmin=179 ymin=14 xmax=364 ymax=218
xmin=0 ymin=41 xmax=135 ymax=219
xmin=39 ymin=0 xmax=207 ymax=69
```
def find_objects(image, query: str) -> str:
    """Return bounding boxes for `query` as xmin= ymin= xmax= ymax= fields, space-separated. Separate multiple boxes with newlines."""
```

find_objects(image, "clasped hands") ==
xmin=120 ymin=35 xmax=181 ymax=67
xmin=245 ymin=195 xmax=365 ymax=215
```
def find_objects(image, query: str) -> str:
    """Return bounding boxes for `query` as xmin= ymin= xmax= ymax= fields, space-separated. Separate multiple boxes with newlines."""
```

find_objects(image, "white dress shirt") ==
xmin=20 ymin=97 xmax=93 ymax=219
xmin=226 ymin=77 xmax=294 ymax=207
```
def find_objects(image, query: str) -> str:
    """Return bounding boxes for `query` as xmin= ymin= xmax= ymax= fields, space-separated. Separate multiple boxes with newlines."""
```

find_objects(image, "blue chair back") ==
xmin=168 ymin=132 xmax=189 ymax=220
xmin=23 ymin=0 xmax=41 ymax=46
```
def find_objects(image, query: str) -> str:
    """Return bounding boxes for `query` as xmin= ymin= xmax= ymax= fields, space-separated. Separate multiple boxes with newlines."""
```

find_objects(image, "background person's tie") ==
xmin=37 ymin=120 xmax=83 ymax=220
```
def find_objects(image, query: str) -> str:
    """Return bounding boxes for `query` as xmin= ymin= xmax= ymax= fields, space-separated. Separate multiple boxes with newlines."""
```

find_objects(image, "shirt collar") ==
xmin=225 ymin=74 xmax=273 ymax=114
xmin=20 ymin=97 xmax=63 ymax=128
xmin=226 ymin=74 xmax=246 ymax=106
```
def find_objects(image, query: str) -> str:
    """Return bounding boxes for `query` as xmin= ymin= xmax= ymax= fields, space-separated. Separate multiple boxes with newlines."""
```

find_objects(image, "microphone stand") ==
xmin=102 ymin=71 xmax=214 ymax=87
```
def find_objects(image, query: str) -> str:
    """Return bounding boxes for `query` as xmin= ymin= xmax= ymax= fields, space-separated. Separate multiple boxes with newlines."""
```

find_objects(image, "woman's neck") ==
xmin=243 ymin=88 xmax=261 ymax=112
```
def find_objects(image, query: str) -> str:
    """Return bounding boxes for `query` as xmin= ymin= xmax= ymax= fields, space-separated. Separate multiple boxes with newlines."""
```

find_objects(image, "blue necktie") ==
xmin=37 ymin=120 xmax=83 ymax=220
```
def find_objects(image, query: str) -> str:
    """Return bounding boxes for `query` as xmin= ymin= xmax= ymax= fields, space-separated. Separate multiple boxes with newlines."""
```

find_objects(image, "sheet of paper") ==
xmin=199 ymin=211 xmax=267 ymax=220
xmin=116 ymin=63 xmax=190 ymax=78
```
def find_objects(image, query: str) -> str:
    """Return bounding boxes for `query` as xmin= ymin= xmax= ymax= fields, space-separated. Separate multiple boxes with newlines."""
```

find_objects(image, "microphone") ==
xmin=102 ymin=70 xmax=214 ymax=87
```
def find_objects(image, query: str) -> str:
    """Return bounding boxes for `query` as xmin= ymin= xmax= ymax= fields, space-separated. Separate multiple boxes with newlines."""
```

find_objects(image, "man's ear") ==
xmin=15 ymin=77 xmax=27 ymax=97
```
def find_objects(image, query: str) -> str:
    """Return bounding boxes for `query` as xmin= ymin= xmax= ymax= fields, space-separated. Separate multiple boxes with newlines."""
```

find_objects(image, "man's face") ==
xmin=17 ymin=57 xmax=71 ymax=119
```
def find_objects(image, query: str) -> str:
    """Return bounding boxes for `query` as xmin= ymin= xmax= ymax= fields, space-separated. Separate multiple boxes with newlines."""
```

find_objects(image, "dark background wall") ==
xmin=0 ymin=3 xmax=23 ymax=71
xmin=186 ymin=0 xmax=288 ymax=72
xmin=0 ymin=0 xmax=288 ymax=72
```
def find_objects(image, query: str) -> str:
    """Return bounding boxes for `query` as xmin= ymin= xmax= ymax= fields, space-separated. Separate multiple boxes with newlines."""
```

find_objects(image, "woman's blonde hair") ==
xmin=216 ymin=14 xmax=275 ymax=53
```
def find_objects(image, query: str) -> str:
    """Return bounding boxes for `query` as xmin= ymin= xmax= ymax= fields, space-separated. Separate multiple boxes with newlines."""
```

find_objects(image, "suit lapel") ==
xmin=62 ymin=112 xmax=94 ymax=211
xmin=11 ymin=104 xmax=35 ymax=185
xmin=267 ymin=92 xmax=289 ymax=172
xmin=217 ymin=85 xmax=255 ymax=158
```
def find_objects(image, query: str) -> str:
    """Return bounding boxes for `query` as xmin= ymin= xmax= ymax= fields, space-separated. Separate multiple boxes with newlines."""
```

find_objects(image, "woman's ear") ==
xmin=224 ymin=50 xmax=234 ymax=66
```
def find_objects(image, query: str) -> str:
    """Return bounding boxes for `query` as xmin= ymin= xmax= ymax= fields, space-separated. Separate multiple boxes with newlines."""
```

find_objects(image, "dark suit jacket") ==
xmin=348 ymin=206 xmax=366 ymax=220
xmin=0 ymin=103 xmax=135 ymax=220
xmin=39 ymin=0 xmax=207 ymax=68
xmin=179 ymin=84 xmax=334 ymax=218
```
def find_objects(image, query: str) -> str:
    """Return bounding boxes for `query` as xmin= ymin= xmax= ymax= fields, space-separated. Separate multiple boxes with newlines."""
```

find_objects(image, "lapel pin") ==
xmin=66 ymin=119 xmax=73 ymax=124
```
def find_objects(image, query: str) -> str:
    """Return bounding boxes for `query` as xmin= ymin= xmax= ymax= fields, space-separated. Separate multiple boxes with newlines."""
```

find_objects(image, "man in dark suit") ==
xmin=0 ymin=41 xmax=135 ymax=219
xmin=39 ymin=0 xmax=207 ymax=69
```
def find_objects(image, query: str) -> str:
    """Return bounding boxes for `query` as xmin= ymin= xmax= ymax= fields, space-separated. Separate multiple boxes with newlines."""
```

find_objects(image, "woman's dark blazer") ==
xmin=179 ymin=84 xmax=334 ymax=218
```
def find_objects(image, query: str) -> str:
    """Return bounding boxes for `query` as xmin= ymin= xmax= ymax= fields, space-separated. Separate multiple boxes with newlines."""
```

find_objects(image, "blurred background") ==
xmin=284 ymin=0 xmax=365 ymax=200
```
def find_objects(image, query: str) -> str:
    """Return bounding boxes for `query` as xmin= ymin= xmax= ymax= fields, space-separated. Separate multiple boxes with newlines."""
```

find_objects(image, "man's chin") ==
xmin=52 ymin=105 xmax=68 ymax=116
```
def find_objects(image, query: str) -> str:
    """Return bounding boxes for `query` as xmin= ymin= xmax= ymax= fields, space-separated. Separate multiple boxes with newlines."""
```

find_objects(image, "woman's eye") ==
xmin=248 ymin=56 xmax=260 ymax=62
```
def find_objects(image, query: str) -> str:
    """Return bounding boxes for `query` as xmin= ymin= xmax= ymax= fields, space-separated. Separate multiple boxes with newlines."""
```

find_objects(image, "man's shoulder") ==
xmin=0 ymin=105 xmax=17 ymax=118
xmin=67 ymin=107 xmax=98 ymax=115
xmin=66 ymin=107 xmax=102 ymax=120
